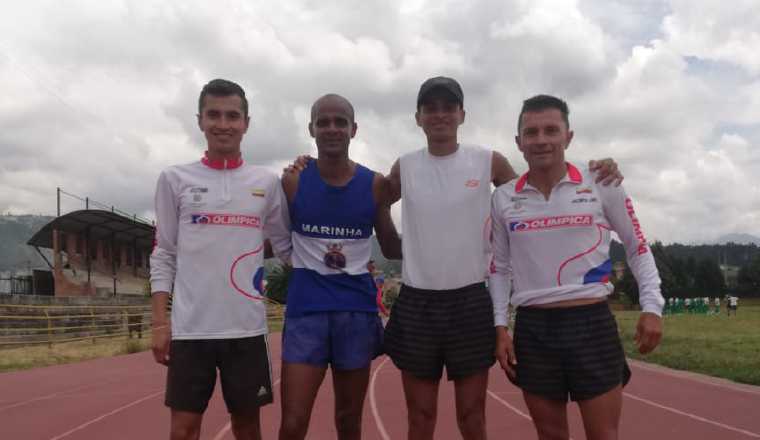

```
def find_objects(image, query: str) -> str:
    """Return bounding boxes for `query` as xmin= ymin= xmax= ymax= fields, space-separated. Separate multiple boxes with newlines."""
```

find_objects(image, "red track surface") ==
xmin=2 ymin=335 xmax=760 ymax=439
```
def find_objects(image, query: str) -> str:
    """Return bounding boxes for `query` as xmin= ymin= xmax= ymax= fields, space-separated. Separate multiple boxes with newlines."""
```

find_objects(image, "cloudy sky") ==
xmin=1 ymin=0 xmax=758 ymax=244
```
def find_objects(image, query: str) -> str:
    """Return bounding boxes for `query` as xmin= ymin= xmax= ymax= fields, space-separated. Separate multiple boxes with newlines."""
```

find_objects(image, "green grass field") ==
xmin=0 ymin=337 xmax=152 ymax=373
xmin=2 ymin=302 xmax=758 ymax=387
xmin=615 ymin=298 xmax=760 ymax=386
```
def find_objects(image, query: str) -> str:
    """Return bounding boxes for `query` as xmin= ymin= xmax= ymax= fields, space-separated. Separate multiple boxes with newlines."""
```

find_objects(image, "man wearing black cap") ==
xmin=284 ymin=77 xmax=621 ymax=440
xmin=382 ymin=76 xmax=622 ymax=440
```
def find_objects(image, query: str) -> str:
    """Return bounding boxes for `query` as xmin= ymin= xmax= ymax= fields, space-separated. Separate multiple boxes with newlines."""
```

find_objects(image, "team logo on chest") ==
xmin=324 ymin=243 xmax=347 ymax=270
xmin=189 ymin=187 xmax=208 ymax=205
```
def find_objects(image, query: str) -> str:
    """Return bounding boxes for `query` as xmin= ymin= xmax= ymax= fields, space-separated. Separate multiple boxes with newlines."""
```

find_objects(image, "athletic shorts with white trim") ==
xmin=165 ymin=335 xmax=273 ymax=413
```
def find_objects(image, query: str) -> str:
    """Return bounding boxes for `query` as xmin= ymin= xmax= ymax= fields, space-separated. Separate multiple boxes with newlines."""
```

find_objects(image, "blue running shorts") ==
xmin=282 ymin=311 xmax=383 ymax=370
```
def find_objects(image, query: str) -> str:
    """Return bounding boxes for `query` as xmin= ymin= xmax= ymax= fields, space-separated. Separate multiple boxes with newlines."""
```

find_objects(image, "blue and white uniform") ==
xmin=283 ymin=161 xmax=382 ymax=370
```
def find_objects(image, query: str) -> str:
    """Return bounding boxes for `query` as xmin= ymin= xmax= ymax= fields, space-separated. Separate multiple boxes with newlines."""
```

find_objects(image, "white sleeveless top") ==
xmin=400 ymin=144 xmax=492 ymax=290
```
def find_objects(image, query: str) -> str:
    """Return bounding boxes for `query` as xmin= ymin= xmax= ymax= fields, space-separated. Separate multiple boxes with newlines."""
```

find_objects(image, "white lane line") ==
xmin=486 ymin=390 xmax=575 ymax=440
xmin=0 ymin=393 xmax=61 ymax=412
xmin=210 ymin=377 xmax=282 ymax=440
xmin=48 ymin=390 xmax=164 ymax=440
xmin=369 ymin=357 xmax=392 ymax=440
xmin=624 ymin=392 xmax=760 ymax=438
xmin=486 ymin=390 xmax=532 ymax=421
xmin=0 ymin=378 xmax=126 ymax=413
xmin=629 ymin=360 xmax=760 ymax=396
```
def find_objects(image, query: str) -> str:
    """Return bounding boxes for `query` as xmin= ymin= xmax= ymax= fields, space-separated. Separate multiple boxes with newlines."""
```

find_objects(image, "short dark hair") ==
xmin=518 ymin=94 xmax=569 ymax=132
xmin=198 ymin=78 xmax=249 ymax=118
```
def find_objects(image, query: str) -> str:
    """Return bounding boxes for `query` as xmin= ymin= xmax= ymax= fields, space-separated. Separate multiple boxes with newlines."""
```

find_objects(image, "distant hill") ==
xmin=715 ymin=233 xmax=760 ymax=245
xmin=0 ymin=214 xmax=55 ymax=272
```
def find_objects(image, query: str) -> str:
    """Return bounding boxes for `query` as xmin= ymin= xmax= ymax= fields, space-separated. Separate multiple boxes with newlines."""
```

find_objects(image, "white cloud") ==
xmin=664 ymin=0 xmax=760 ymax=75
xmin=0 ymin=0 xmax=758 ymax=244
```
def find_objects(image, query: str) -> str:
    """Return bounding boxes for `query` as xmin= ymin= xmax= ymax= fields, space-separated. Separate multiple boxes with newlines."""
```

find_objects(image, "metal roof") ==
xmin=26 ymin=210 xmax=155 ymax=250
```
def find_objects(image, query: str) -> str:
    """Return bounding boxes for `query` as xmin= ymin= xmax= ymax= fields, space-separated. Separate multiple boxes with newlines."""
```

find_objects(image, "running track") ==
xmin=2 ymin=335 xmax=760 ymax=439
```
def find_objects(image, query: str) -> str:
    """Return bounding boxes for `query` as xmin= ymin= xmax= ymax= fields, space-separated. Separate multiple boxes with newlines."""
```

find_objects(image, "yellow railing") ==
xmin=0 ymin=303 xmax=285 ymax=348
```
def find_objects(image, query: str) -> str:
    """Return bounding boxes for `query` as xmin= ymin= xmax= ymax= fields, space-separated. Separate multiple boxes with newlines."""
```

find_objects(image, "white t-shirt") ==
xmin=400 ymin=145 xmax=492 ymax=290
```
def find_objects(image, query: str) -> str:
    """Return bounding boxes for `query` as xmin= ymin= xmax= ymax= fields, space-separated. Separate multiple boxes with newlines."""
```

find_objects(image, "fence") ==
xmin=57 ymin=187 xmax=153 ymax=225
xmin=0 ymin=302 xmax=285 ymax=349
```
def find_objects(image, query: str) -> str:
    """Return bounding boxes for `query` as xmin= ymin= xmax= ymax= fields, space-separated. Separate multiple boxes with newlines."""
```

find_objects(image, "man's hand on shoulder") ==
xmin=282 ymin=155 xmax=312 ymax=176
xmin=589 ymin=159 xmax=623 ymax=186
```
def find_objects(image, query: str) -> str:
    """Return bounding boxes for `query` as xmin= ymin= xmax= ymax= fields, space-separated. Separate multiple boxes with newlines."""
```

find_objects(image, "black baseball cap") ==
xmin=417 ymin=76 xmax=464 ymax=107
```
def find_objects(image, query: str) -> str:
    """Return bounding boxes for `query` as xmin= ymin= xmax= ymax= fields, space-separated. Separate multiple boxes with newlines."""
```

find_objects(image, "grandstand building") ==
xmin=26 ymin=210 xmax=154 ymax=297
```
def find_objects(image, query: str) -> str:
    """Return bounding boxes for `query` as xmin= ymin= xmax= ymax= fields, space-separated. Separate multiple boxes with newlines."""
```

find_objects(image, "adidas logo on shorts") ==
xmin=257 ymin=386 xmax=269 ymax=397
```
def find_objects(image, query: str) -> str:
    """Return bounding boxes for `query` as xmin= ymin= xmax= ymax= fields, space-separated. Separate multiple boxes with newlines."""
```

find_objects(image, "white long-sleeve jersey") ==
xmin=150 ymin=155 xmax=291 ymax=340
xmin=489 ymin=163 xmax=663 ymax=326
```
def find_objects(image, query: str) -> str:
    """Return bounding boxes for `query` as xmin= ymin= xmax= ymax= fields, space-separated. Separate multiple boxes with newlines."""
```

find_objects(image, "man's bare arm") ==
xmin=373 ymin=173 xmax=402 ymax=259
xmin=386 ymin=159 xmax=401 ymax=205
xmin=281 ymin=167 xmax=301 ymax=205
xmin=151 ymin=292 xmax=171 ymax=365
xmin=492 ymin=151 xmax=518 ymax=187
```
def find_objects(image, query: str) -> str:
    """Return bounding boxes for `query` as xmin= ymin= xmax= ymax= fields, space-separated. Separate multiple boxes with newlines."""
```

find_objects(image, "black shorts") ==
xmin=512 ymin=301 xmax=630 ymax=402
xmin=384 ymin=282 xmax=495 ymax=380
xmin=165 ymin=335 xmax=273 ymax=414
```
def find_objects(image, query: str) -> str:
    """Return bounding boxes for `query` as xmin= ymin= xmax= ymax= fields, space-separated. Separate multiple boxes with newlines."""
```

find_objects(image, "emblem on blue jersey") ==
xmin=253 ymin=266 xmax=266 ymax=295
xmin=324 ymin=243 xmax=346 ymax=269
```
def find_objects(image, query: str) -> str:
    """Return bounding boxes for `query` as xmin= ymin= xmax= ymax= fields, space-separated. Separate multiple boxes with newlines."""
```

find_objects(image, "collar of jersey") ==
xmin=515 ymin=162 xmax=583 ymax=193
xmin=201 ymin=152 xmax=244 ymax=170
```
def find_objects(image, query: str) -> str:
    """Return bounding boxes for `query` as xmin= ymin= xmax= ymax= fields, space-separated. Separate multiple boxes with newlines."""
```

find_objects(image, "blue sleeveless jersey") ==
xmin=286 ymin=161 xmax=377 ymax=317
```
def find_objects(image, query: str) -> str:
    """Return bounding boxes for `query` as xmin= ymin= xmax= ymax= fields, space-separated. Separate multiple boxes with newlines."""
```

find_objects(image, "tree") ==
xmin=684 ymin=256 xmax=697 ymax=291
xmin=694 ymin=258 xmax=725 ymax=295
xmin=650 ymin=242 xmax=679 ymax=298
xmin=738 ymin=255 xmax=760 ymax=294
xmin=613 ymin=265 xmax=638 ymax=308
xmin=613 ymin=242 xmax=679 ymax=306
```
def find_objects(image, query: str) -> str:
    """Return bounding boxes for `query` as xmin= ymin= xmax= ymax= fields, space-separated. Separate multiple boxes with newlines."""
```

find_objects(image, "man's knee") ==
xmin=170 ymin=408 xmax=204 ymax=439
xmin=231 ymin=410 xmax=261 ymax=440
xmin=535 ymin=424 xmax=570 ymax=440
xmin=585 ymin=426 xmax=618 ymax=440
xmin=170 ymin=417 xmax=202 ymax=440
xmin=408 ymin=402 xmax=437 ymax=427
xmin=334 ymin=405 xmax=362 ymax=436
xmin=456 ymin=402 xmax=485 ymax=436
xmin=456 ymin=405 xmax=485 ymax=426
xmin=279 ymin=411 xmax=310 ymax=439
